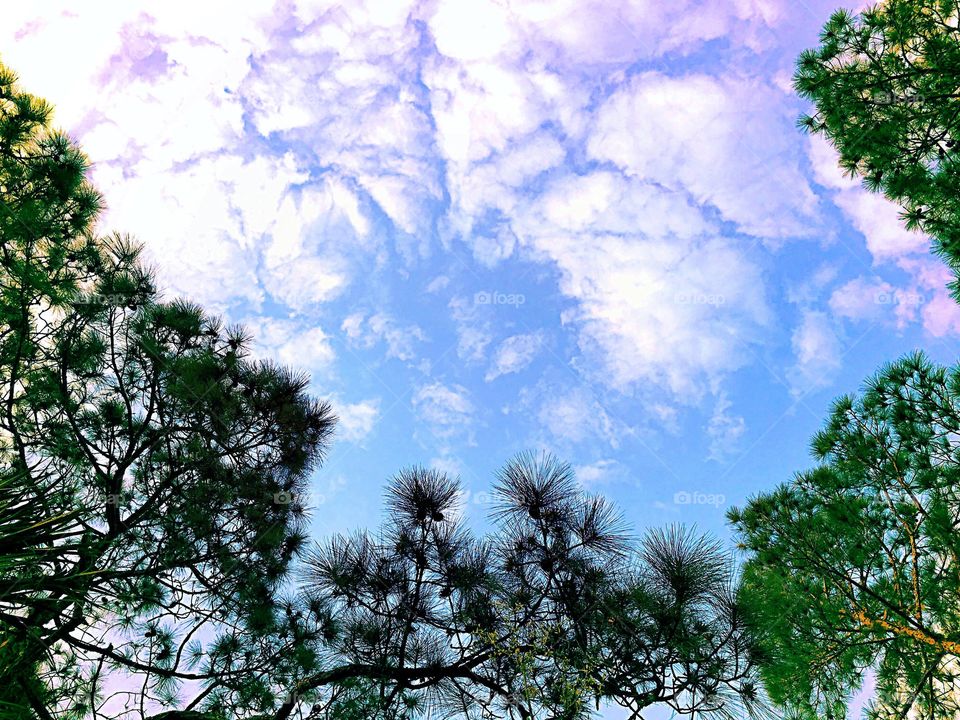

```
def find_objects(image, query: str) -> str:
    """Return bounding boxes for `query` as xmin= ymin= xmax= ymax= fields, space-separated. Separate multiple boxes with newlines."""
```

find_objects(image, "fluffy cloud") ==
xmin=3 ymin=1 xmax=433 ymax=316
xmin=898 ymin=258 xmax=960 ymax=338
xmin=427 ymin=0 xmax=785 ymax=68
xmin=261 ymin=177 xmax=376 ymax=310
xmin=503 ymin=170 xmax=770 ymax=398
xmin=808 ymin=134 xmax=928 ymax=259
xmin=243 ymin=317 xmax=336 ymax=371
xmin=588 ymin=72 xmax=818 ymax=239
xmin=545 ymin=233 xmax=769 ymax=396
xmin=3 ymin=0 xmax=815 ymax=416
xmin=788 ymin=310 xmax=843 ymax=397
xmin=485 ymin=332 xmax=545 ymax=381
xmin=447 ymin=295 xmax=494 ymax=363
xmin=341 ymin=312 xmax=425 ymax=362
xmin=424 ymin=67 xmax=806 ymax=403
xmin=412 ymin=382 xmax=475 ymax=442
xmin=506 ymin=381 xmax=634 ymax=450
xmin=706 ymin=393 xmax=746 ymax=461
xmin=536 ymin=171 xmax=710 ymax=239
xmin=12 ymin=0 xmax=947 ymax=469
xmin=833 ymin=192 xmax=929 ymax=261
xmin=829 ymin=276 xmax=903 ymax=325
xmin=808 ymin=135 xmax=960 ymax=338
xmin=334 ymin=398 xmax=381 ymax=443
xmin=573 ymin=459 xmax=624 ymax=489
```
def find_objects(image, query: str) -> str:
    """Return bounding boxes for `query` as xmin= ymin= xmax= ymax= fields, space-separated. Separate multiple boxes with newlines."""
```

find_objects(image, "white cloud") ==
xmin=341 ymin=312 xmax=425 ymax=362
xmin=243 ymin=317 xmax=336 ymax=372
xmin=456 ymin=326 xmax=493 ymax=363
xmin=706 ymin=393 xmax=746 ymax=461
xmin=485 ymin=332 xmax=545 ymax=381
xmin=807 ymin=133 xmax=927 ymax=265
xmin=788 ymin=310 xmax=843 ymax=397
xmin=832 ymin=191 xmax=929 ymax=261
xmin=829 ymin=276 xmax=894 ymax=324
xmin=588 ymin=72 xmax=817 ymax=239
xmin=538 ymin=171 xmax=708 ymax=238
xmin=807 ymin=133 xmax=859 ymax=192
xmin=542 ymin=232 xmax=769 ymax=397
xmin=573 ymin=459 xmax=623 ymax=489
xmin=240 ymin=5 xmax=443 ymax=244
xmin=448 ymin=295 xmax=494 ymax=363
xmin=898 ymin=257 xmax=960 ymax=338
xmin=808 ymin=135 xmax=959 ymax=337
xmin=417 ymin=23 xmax=813 ymax=408
xmin=10 ymin=0 xmax=897 ymax=451
xmin=427 ymin=0 xmax=785 ymax=68
xmin=426 ymin=60 xmax=561 ymax=167
xmin=922 ymin=291 xmax=960 ymax=337
xmin=335 ymin=398 xmax=381 ymax=443
xmin=1 ymin=1 xmax=434 ymax=319
xmin=428 ymin=455 xmax=465 ymax=478
xmin=510 ymin=383 xmax=632 ymax=449
xmin=429 ymin=0 xmax=515 ymax=62
xmin=425 ymin=275 xmax=451 ymax=293
xmin=785 ymin=263 xmax=840 ymax=307
xmin=447 ymin=133 xmax=567 ymax=266
xmin=340 ymin=313 xmax=365 ymax=340
xmin=412 ymin=382 xmax=475 ymax=441
xmin=834 ymin=280 xmax=960 ymax=339
xmin=504 ymin=171 xmax=772 ymax=400
xmin=98 ymin=155 xmax=266 ymax=312
xmin=369 ymin=313 xmax=425 ymax=361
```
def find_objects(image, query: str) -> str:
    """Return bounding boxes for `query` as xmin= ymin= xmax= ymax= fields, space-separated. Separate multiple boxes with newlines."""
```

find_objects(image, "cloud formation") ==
xmin=6 ymin=0 xmax=957 ymax=497
xmin=485 ymin=332 xmax=545 ymax=381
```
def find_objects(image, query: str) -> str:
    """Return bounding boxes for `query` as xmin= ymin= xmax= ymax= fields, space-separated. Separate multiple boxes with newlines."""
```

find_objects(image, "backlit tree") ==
xmin=731 ymin=352 xmax=960 ymax=719
xmin=0 ymin=61 xmax=336 ymax=719
xmin=796 ymin=0 xmax=960 ymax=295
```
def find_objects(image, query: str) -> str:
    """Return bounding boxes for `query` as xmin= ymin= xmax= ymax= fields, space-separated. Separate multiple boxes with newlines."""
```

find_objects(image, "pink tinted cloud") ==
xmin=809 ymin=134 xmax=959 ymax=337
xmin=898 ymin=257 xmax=960 ymax=337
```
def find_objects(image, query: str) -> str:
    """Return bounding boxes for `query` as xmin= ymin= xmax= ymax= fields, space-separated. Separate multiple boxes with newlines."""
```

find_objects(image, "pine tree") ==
xmin=284 ymin=454 xmax=769 ymax=720
xmin=1 ymin=61 xmax=768 ymax=720
xmin=730 ymin=352 xmax=960 ymax=719
xmin=0 ymin=63 xmax=336 ymax=718
xmin=796 ymin=0 xmax=960 ymax=295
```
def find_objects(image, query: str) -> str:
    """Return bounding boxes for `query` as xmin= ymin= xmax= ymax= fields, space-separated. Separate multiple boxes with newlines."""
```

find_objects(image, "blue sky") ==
xmin=5 ymin=3 xmax=960 ymax=713
xmin=8 ymin=0 xmax=960 ymax=539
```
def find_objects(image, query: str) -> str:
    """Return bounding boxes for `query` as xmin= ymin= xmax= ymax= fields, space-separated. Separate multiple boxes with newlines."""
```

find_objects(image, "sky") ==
xmin=3 ymin=2 xmax=957 ymax=715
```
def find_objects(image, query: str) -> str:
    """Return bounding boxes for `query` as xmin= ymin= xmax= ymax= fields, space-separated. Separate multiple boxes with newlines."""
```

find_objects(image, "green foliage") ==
xmin=731 ymin=352 xmax=960 ymax=719
xmin=0 ymin=61 xmax=336 ymax=718
xmin=0 ymin=58 xmax=770 ymax=720
xmin=289 ymin=453 xmax=770 ymax=720
xmin=796 ymin=0 xmax=960 ymax=295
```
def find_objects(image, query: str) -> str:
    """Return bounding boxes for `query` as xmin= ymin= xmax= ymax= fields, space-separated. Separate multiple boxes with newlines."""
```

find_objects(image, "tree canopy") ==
xmin=0 ymin=61 xmax=769 ymax=720
xmin=731 ymin=352 xmax=960 ymax=719
xmin=795 ymin=0 xmax=960 ymax=295
xmin=285 ymin=453 xmax=769 ymax=720
xmin=0 ymin=62 xmax=336 ymax=718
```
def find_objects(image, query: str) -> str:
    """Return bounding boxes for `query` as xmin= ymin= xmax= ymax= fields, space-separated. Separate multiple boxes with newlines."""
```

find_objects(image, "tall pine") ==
xmin=0 ymin=62 xmax=336 ymax=718
xmin=796 ymin=0 xmax=960 ymax=295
